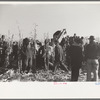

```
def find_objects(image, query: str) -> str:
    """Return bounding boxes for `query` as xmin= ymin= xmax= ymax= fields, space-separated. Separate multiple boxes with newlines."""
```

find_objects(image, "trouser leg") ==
xmin=22 ymin=58 xmax=26 ymax=72
xmin=25 ymin=58 xmax=30 ymax=73
xmin=87 ymin=59 xmax=92 ymax=81
xmin=22 ymin=58 xmax=28 ymax=72
xmin=32 ymin=58 xmax=36 ymax=73
xmin=54 ymin=62 xmax=59 ymax=72
xmin=71 ymin=66 xmax=80 ymax=81
xmin=0 ymin=55 xmax=5 ymax=67
xmin=92 ymin=59 xmax=99 ymax=81
xmin=59 ymin=62 xmax=68 ymax=72
xmin=14 ymin=55 xmax=18 ymax=70
xmin=98 ymin=59 xmax=100 ymax=78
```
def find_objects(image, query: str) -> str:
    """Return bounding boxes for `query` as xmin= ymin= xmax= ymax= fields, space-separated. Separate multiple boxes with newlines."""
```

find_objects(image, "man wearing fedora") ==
xmin=85 ymin=35 xmax=99 ymax=81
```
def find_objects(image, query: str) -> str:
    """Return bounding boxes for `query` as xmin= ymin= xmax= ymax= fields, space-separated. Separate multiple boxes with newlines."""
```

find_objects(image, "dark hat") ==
xmin=74 ymin=38 xmax=81 ymax=44
xmin=1 ymin=35 xmax=5 ymax=39
xmin=23 ymin=38 xmax=30 ymax=45
xmin=89 ymin=35 xmax=95 ymax=40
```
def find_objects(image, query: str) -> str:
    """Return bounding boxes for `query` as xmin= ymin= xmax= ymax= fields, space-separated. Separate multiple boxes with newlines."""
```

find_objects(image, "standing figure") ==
xmin=9 ymin=41 xmax=19 ymax=70
xmin=66 ymin=41 xmax=71 ymax=70
xmin=85 ymin=36 xmax=99 ymax=81
xmin=32 ymin=41 xmax=37 ymax=73
xmin=0 ymin=35 xmax=8 ymax=68
xmin=69 ymin=38 xmax=83 ymax=81
xmin=98 ymin=43 xmax=100 ymax=78
xmin=37 ymin=44 xmax=45 ymax=70
xmin=49 ymin=39 xmax=55 ymax=70
xmin=43 ymin=39 xmax=50 ymax=71
xmin=54 ymin=40 xmax=68 ymax=72
xmin=21 ymin=38 xmax=34 ymax=73
xmin=36 ymin=42 xmax=43 ymax=70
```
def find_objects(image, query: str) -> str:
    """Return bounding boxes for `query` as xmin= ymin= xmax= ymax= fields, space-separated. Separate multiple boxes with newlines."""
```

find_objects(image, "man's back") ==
xmin=69 ymin=44 xmax=83 ymax=65
xmin=85 ymin=42 xmax=99 ymax=59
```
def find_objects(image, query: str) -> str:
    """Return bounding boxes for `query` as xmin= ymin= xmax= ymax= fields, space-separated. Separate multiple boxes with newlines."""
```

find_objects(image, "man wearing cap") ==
xmin=85 ymin=36 xmax=99 ymax=81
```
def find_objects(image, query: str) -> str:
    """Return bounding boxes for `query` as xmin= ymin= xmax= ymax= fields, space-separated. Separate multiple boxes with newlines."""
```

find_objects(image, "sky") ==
xmin=0 ymin=2 xmax=100 ymax=41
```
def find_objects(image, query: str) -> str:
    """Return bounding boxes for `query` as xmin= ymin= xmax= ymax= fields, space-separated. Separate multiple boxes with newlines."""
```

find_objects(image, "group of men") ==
xmin=0 ymin=33 xmax=100 ymax=82
xmin=67 ymin=35 xmax=100 ymax=81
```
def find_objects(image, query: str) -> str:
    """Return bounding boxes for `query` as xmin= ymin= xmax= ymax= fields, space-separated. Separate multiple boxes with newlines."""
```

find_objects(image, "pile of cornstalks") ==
xmin=0 ymin=68 xmax=87 ymax=82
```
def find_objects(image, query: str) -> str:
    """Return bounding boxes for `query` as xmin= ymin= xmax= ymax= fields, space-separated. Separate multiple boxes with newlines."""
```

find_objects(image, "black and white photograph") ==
xmin=0 ymin=1 xmax=100 ymax=82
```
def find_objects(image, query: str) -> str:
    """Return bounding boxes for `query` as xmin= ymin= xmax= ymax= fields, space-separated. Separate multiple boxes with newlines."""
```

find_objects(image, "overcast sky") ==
xmin=0 ymin=3 xmax=100 ymax=41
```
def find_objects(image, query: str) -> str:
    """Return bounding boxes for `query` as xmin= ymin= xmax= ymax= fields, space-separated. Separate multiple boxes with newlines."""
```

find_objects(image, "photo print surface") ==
xmin=0 ymin=2 xmax=100 ymax=82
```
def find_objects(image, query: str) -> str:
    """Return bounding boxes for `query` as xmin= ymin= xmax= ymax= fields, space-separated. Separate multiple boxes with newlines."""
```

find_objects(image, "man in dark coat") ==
xmin=69 ymin=38 xmax=83 ymax=81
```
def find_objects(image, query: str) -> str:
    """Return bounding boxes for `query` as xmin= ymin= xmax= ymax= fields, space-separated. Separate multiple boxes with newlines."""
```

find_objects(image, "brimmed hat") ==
xmin=89 ymin=35 xmax=95 ymax=40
